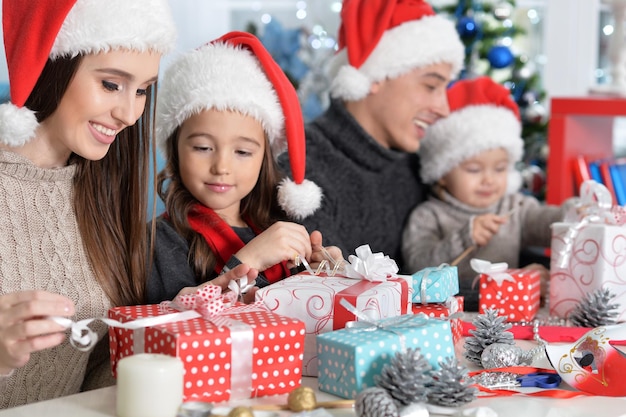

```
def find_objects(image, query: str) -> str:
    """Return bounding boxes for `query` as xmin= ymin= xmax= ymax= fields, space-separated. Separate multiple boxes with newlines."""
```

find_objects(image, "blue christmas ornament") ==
xmin=487 ymin=45 xmax=514 ymax=69
xmin=456 ymin=16 xmax=480 ymax=39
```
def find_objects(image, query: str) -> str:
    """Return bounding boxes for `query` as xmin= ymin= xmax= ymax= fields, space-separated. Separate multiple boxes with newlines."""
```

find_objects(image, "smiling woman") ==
xmin=0 ymin=0 xmax=176 ymax=409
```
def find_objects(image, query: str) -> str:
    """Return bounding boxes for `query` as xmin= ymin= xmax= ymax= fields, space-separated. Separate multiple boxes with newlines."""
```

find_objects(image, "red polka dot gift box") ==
xmin=411 ymin=295 xmax=464 ymax=344
xmin=472 ymin=259 xmax=541 ymax=322
xmin=108 ymin=303 xmax=305 ymax=402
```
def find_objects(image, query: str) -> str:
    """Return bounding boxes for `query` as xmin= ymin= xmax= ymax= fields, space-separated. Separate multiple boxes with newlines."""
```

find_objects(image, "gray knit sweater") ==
xmin=0 ymin=150 xmax=113 ymax=409
xmin=278 ymin=99 xmax=427 ymax=269
xmin=401 ymin=190 xmax=567 ymax=311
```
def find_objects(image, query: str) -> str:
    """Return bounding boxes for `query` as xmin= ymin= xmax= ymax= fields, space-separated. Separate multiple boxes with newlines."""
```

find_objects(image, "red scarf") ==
xmin=186 ymin=204 xmax=290 ymax=283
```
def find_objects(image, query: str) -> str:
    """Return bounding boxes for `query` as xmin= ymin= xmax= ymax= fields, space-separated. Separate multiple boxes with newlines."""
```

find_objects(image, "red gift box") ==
xmin=478 ymin=269 xmax=541 ymax=322
xmin=108 ymin=303 xmax=305 ymax=402
xmin=411 ymin=296 xmax=464 ymax=344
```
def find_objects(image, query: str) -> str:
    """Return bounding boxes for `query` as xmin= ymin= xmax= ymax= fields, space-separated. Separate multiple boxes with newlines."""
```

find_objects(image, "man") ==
xmin=278 ymin=0 xmax=464 ymax=271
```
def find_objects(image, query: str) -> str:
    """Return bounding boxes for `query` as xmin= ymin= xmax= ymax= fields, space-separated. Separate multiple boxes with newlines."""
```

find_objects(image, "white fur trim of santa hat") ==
xmin=51 ymin=0 xmax=176 ymax=59
xmin=419 ymin=105 xmax=524 ymax=185
xmin=0 ymin=0 xmax=176 ymax=148
xmin=329 ymin=15 xmax=464 ymax=101
xmin=156 ymin=42 xmax=285 ymax=156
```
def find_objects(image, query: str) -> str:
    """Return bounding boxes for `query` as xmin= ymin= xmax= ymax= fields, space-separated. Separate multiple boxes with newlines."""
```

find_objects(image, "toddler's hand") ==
xmin=472 ymin=213 xmax=508 ymax=246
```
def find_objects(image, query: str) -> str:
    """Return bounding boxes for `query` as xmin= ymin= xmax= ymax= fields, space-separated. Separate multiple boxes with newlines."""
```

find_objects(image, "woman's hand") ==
xmin=235 ymin=222 xmax=312 ymax=271
xmin=0 ymin=290 xmax=74 ymax=375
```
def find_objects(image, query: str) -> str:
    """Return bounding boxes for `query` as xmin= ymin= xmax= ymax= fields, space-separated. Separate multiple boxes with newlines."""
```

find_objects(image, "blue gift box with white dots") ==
xmin=317 ymin=314 xmax=455 ymax=399
xmin=411 ymin=265 xmax=459 ymax=303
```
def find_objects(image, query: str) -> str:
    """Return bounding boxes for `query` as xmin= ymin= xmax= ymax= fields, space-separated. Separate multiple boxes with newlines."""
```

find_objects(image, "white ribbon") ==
xmin=343 ymin=244 xmax=399 ymax=282
xmin=415 ymin=263 xmax=450 ymax=304
xmin=555 ymin=180 xmax=618 ymax=268
xmin=228 ymin=275 xmax=256 ymax=298
xmin=50 ymin=310 xmax=200 ymax=352
xmin=470 ymin=259 xmax=515 ymax=287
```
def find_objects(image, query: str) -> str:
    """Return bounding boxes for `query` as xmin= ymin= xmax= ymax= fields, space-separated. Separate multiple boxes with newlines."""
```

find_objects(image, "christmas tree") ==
xmin=438 ymin=0 xmax=548 ymax=200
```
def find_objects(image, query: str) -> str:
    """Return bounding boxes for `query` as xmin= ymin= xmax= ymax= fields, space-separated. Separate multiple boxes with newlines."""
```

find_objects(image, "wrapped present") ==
xmin=108 ymin=286 xmax=305 ymax=402
xmin=411 ymin=296 xmax=464 ymax=344
xmin=411 ymin=264 xmax=459 ymax=303
xmin=472 ymin=259 xmax=541 ymax=322
xmin=550 ymin=180 xmax=626 ymax=321
xmin=317 ymin=310 xmax=455 ymax=399
xmin=255 ymin=245 xmax=411 ymax=377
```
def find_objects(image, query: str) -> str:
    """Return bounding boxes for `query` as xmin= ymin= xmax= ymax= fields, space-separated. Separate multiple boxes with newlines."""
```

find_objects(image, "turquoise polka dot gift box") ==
xmin=317 ymin=314 xmax=455 ymax=399
xmin=411 ymin=264 xmax=459 ymax=303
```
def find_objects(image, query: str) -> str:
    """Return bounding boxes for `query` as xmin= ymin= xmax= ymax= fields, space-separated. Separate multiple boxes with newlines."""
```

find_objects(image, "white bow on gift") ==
xmin=470 ymin=258 xmax=515 ymax=286
xmin=556 ymin=180 xmax=619 ymax=268
xmin=343 ymin=244 xmax=399 ymax=282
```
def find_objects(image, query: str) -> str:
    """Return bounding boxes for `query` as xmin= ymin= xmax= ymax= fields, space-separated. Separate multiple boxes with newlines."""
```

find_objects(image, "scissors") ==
xmin=516 ymin=371 xmax=562 ymax=388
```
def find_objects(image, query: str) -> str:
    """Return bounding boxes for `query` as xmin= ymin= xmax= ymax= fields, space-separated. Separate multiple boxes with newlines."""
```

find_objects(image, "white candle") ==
xmin=117 ymin=353 xmax=184 ymax=417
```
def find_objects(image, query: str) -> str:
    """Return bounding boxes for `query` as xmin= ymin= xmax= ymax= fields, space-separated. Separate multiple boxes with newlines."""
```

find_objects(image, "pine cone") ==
xmin=374 ymin=347 xmax=431 ymax=406
xmin=569 ymin=288 xmax=620 ymax=328
xmin=427 ymin=357 xmax=478 ymax=407
xmin=463 ymin=309 xmax=514 ymax=366
xmin=355 ymin=387 xmax=399 ymax=417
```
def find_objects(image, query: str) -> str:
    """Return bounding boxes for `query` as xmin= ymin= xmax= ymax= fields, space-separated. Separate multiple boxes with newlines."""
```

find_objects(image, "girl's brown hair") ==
xmin=157 ymin=119 xmax=283 ymax=283
xmin=25 ymin=55 xmax=155 ymax=306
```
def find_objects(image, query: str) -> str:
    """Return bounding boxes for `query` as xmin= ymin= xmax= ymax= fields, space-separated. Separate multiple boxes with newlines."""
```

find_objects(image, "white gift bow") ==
xmin=343 ymin=244 xmax=399 ymax=282
xmin=555 ymin=180 xmax=617 ymax=268
xmin=470 ymin=258 xmax=515 ymax=287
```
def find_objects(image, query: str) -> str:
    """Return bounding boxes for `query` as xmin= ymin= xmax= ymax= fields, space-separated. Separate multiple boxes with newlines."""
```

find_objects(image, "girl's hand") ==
xmin=472 ymin=213 xmax=507 ymax=246
xmin=175 ymin=263 xmax=259 ymax=303
xmin=0 ymin=290 xmax=74 ymax=375
xmin=235 ymin=222 xmax=312 ymax=271
xmin=308 ymin=230 xmax=343 ymax=269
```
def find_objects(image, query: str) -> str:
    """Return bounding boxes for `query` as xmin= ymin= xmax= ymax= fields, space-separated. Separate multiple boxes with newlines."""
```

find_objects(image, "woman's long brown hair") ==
xmin=157 ymin=123 xmax=283 ymax=283
xmin=25 ymin=55 xmax=155 ymax=306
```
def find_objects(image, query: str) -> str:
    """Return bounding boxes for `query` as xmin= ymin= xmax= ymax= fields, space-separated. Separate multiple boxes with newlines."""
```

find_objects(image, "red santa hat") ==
xmin=0 ymin=0 xmax=176 ymax=147
xmin=419 ymin=76 xmax=524 ymax=192
xmin=156 ymin=31 xmax=322 ymax=220
xmin=329 ymin=0 xmax=465 ymax=101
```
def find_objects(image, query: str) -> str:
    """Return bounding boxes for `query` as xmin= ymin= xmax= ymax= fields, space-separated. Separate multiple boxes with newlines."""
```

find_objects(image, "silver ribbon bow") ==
xmin=556 ymin=179 xmax=617 ymax=268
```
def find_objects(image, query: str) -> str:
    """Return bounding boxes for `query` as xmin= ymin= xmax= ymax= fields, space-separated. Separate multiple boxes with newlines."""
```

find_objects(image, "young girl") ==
xmin=402 ymin=77 xmax=574 ymax=311
xmin=148 ymin=31 xmax=340 ymax=304
xmin=0 ymin=0 xmax=177 ymax=407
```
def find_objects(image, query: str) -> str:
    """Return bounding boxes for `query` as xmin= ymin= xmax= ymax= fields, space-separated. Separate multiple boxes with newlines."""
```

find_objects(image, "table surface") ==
xmin=2 ymin=339 xmax=626 ymax=417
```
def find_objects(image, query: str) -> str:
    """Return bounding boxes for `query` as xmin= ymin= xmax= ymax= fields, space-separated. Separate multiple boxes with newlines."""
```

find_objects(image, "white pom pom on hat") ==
xmin=156 ymin=31 xmax=322 ymax=220
xmin=0 ymin=0 xmax=176 ymax=147
xmin=328 ymin=0 xmax=465 ymax=101
xmin=419 ymin=76 xmax=524 ymax=194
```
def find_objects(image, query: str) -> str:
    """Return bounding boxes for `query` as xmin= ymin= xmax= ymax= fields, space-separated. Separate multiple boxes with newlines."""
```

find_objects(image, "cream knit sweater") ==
xmin=0 ymin=150 xmax=113 ymax=409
